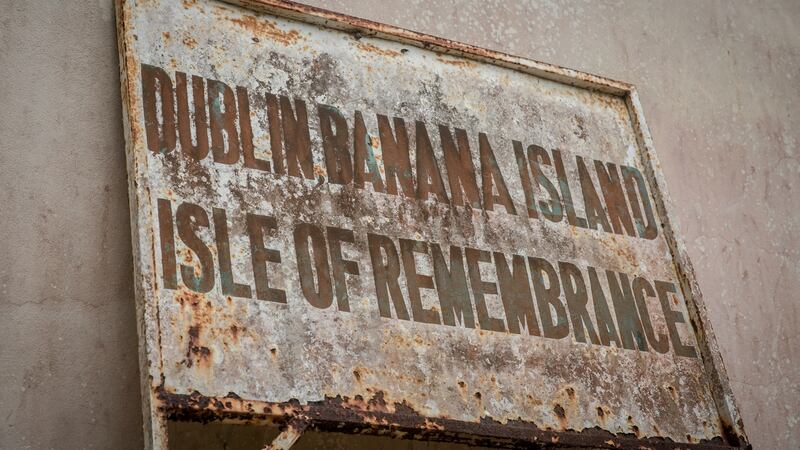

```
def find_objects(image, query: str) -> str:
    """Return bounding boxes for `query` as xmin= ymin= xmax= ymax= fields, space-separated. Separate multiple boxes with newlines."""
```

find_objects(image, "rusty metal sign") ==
xmin=115 ymin=0 xmax=749 ymax=448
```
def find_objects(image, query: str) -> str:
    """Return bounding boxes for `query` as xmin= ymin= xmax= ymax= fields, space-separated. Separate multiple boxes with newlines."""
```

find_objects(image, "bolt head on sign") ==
xmin=116 ymin=0 xmax=747 ymax=448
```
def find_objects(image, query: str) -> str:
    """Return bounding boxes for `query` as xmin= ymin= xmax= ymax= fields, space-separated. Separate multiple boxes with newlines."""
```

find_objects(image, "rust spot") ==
xmin=162 ymin=31 xmax=170 ymax=41
xmin=526 ymin=394 xmax=543 ymax=406
xmin=182 ymin=36 xmax=197 ymax=49
xmin=720 ymin=418 xmax=743 ymax=447
xmin=573 ymin=114 xmax=588 ymax=140
xmin=436 ymin=55 xmax=477 ymax=68
xmin=666 ymin=384 xmax=678 ymax=401
xmin=183 ymin=325 xmax=212 ymax=368
xmin=313 ymin=164 xmax=326 ymax=179
xmin=357 ymin=42 xmax=402 ymax=58
xmin=553 ymin=403 xmax=568 ymax=429
xmin=229 ymin=15 xmax=302 ymax=45
xmin=368 ymin=135 xmax=380 ymax=148
xmin=229 ymin=324 xmax=241 ymax=342
xmin=422 ymin=418 xmax=445 ymax=431
xmin=565 ymin=387 xmax=575 ymax=399
xmin=175 ymin=289 xmax=203 ymax=308
xmin=182 ymin=248 xmax=193 ymax=264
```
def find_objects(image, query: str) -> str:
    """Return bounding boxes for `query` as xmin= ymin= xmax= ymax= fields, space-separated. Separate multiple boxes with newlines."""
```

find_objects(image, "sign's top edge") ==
xmin=221 ymin=0 xmax=636 ymax=96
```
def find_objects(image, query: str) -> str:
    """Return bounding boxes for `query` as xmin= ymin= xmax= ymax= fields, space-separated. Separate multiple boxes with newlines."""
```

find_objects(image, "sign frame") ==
xmin=114 ymin=0 xmax=749 ymax=448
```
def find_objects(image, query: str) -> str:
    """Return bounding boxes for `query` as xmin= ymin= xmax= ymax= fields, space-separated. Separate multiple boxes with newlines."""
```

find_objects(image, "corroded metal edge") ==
xmin=263 ymin=417 xmax=310 ymax=450
xmin=157 ymin=389 xmax=738 ymax=450
xmin=226 ymin=0 xmax=633 ymax=96
xmin=625 ymin=91 xmax=749 ymax=448
xmin=113 ymin=0 xmax=751 ymax=448
xmin=115 ymin=1 xmax=169 ymax=448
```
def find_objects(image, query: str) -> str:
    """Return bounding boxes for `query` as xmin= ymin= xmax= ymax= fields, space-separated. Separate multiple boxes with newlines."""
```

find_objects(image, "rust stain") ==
xmin=182 ymin=36 xmax=197 ymax=49
xmin=228 ymin=324 xmax=242 ymax=343
xmin=183 ymin=324 xmax=212 ymax=369
xmin=313 ymin=163 xmax=326 ymax=179
xmin=436 ymin=55 xmax=477 ymax=68
xmin=157 ymin=389 xmax=735 ymax=449
xmin=356 ymin=42 xmax=402 ymax=58
xmin=117 ymin=0 xmax=749 ymax=448
xmin=553 ymin=403 xmax=567 ymax=429
xmin=228 ymin=15 xmax=302 ymax=45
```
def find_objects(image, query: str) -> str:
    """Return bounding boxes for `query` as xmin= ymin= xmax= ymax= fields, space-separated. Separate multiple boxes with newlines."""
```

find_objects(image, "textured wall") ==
xmin=1 ymin=1 xmax=797 ymax=449
xmin=0 ymin=1 xmax=143 ymax=449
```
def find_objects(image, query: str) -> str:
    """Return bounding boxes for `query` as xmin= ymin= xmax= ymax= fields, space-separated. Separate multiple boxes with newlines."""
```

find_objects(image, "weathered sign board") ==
xmin=115 ymin=0 xmax=749 ymax=448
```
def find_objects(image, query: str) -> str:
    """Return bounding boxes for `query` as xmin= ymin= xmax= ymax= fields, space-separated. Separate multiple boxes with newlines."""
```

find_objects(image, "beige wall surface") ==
xmin=1 ymin=1 xmax=797 ymax=449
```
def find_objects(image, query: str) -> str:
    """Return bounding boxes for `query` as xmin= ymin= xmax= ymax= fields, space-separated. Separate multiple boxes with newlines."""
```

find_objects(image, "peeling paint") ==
xmin=115 ymin=0 xmax=749 ymax=448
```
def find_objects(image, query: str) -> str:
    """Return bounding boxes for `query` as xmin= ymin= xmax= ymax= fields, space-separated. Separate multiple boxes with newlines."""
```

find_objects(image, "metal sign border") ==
xmin=114 ymin=0 xmax=749 ymax=448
